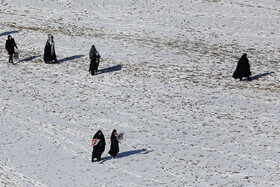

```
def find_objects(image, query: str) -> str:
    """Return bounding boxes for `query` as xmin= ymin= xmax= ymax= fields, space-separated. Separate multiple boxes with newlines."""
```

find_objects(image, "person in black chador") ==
xmin=232 ymin=53 xmax=251 ymax=81
xmin=91 ymin=130 xmax=106 ymax=162
xmin=5 ymin=35 xmax=18 ymax=64
xmin=44 ymin=34 xmax=58 ymax=63
xmin=89 ymin=45 xmax=101 ymax=75
xmin=108 ymin=129 xmax=119 ymax=159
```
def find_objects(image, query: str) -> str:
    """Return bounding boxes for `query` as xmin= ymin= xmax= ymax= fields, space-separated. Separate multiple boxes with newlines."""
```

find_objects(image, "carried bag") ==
xmin=13 ymin=48 xmax=19 ymax=59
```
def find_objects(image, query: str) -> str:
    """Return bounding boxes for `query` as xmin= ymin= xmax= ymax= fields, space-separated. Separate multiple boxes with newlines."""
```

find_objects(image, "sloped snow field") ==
xmin=0 ymin=0 xmax=279 ymax=186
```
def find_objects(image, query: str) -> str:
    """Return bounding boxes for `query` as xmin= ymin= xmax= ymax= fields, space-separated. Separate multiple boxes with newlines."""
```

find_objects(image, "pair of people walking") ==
xmin=91 ymin=129 xmax=120 ymax=162
xmin=5 ymin=34 xmax=58 ymax=64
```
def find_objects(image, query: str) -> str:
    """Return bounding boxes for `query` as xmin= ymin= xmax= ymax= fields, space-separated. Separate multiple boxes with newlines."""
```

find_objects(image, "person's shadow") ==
xmin=19 ymin=55 xmax=41 ymax=63
xmin=99 ymin=148 xmax=150 ymax=164
xmin=96 ymin=64 xmax=123 ymax=75
xmin=117 ymin=149 xmax=150 ymax=158
xmin=0 ymin=30 xmax=20 ymax=37
xmin=250 ymin=72 xmax=275 ymax=81
xmin=58 ymin=55 xmax=85 ymax=63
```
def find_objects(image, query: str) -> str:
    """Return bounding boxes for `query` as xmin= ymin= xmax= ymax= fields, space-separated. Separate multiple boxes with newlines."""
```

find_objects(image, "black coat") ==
xmin=108 ymin=132 xmax=119 ymax=158
xmin=91 ymin=130 xmax=106 ymax=161
xmin=233 ymin=55 xmax=251 ymax=79
xmin=89 ymin=45 xmax=101 ymax=73
xmin=5 ymin=38 xmax=17 ymax=55
xmin=44 ymin=41 xmax=57 ymax=63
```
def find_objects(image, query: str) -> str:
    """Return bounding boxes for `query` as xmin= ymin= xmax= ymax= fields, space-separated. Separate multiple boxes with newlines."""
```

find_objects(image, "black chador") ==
xmin=44 ymin=34 xmax=57 ymax=63
xmin=108 ymin=129 xmax=119 ymax=159
xmin=89 ymin=45 xmax=101 ymax=75
xmin=233 ymin=53 xmax=251 ymax=81
xmin=91 ymin=130 xmax=106 ymax=162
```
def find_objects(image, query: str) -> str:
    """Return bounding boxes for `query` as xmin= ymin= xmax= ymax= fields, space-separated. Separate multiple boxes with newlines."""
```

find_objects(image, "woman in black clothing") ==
xmin=5 ymin=35 xmax=18 ymax=64
xmin=233 ymin=53 xmax=251 ymax=81
xmin=108 ymin=129 xmax=119 ymax=159
xmin=91 ymin=130 xmax=106 ymax=162
xmin=44 ymin=34 xmax=58 ymax=63
xmin=89 ymin=45 xmax=101 ymax=75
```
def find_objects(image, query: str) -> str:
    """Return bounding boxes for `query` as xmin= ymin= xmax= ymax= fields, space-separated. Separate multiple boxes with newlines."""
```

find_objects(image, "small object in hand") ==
xmin=91 ymin=138 xmax=100 ymax=146
xmin=117 ymin=132 xmax=125 ymax=141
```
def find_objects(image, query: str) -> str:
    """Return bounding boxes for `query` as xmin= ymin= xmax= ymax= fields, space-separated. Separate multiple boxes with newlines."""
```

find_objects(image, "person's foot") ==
xmin=247 ymin=77 xmax=251 ymax=81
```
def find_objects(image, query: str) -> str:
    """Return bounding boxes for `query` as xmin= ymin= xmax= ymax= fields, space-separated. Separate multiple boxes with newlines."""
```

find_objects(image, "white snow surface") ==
xmin=0 ymin=0 xmax=280 ymax=186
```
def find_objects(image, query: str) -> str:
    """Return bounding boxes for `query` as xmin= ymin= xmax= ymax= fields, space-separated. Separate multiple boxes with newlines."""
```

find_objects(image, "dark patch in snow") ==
xmin=58 ymin=55 xmax=85 ymax=63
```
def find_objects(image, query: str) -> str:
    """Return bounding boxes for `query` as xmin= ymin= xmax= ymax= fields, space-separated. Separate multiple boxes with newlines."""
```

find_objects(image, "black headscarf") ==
xmin=241 ymin=53 xmax=247 ymax=59
xmin=110 ymin=129 xmax=117 ymax=139
xmin=93 ymin=130 xmax=104 ymax=139
xmin=89 ymin=45 xmax=97 ymax=60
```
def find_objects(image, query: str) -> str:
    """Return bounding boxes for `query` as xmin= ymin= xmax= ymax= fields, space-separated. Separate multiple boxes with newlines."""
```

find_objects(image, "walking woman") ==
xmin=89 ymin=45 xmax=101 ymax=75
xmin=108 ymin=129 xmax=119 ymax=159
xmin=5 ymin=35 xmax=18 ymax=64
xmin=44 ymin=34 xmax=58 ymax=63
xmin=233 ymin=53 xmax=251 ymax=81
xmin=91 ymin=130 xmax=106 ymax=162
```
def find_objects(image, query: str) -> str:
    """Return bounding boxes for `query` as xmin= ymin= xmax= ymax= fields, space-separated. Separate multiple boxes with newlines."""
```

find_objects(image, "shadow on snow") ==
xmin=250 ymin=72 xmax=275 ymax=81
xmin=0 ymin=30 xmax=20 ymax=37
xmin=19 ymin=55 xmax=41 ymax=62
xmin=99 ymin=148 xmax=150 ymax=164
xmin=96 ymin=64 xmax=123 ymax=75
xmin=117 ymin=149 xmax=150 ymax=158
xmin=58 ymin=55 xmax=85 ymax=63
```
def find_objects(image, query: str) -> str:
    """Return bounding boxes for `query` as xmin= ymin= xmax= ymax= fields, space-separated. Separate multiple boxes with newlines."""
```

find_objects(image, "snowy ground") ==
xmin=0 ymin=0 xmax=280 ymax=186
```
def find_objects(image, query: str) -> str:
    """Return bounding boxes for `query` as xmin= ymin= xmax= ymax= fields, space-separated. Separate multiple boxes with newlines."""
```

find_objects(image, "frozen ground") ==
xmin=0 ymin=0 xmax=279 ymax=186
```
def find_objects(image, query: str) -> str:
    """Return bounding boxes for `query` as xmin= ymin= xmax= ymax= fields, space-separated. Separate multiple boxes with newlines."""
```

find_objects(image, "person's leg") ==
xmin=95 ymin=62 xmax=99 ymax=72
xmin=90 ymin=60 xmax=95 ymax=75
xmin=97 ymin=151 xmax=101 ymax=161
xmin=54 ymin=53 xmax=58 ymax=63
xmin=91 ymin=152 xmax=95 ymax=162
xmin=9 ymin=54 xmax=13 ymax=63
xmin=93 ymin=61 xmax=98 ymax=72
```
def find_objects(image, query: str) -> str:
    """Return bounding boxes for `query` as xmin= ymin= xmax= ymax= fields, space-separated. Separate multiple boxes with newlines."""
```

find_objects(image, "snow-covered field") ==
xmin=0 ymin=0 xmax=279 ymax=186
